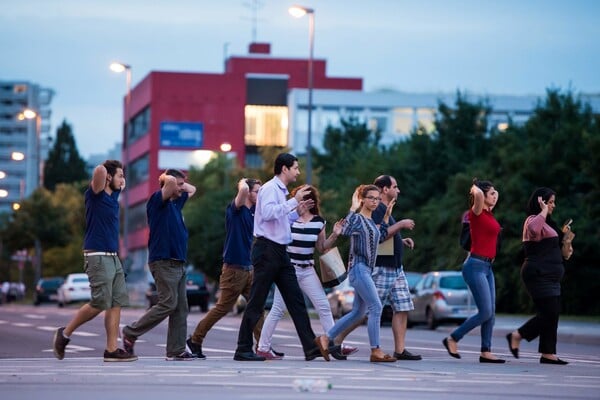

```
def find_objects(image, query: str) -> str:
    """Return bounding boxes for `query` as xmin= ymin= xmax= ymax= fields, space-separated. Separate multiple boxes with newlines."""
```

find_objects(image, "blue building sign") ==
xmin=160 ymin=122 xmax=203 ymax=148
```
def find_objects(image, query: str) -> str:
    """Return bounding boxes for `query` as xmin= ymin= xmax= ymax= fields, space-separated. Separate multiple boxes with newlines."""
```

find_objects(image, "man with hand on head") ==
xmin=234 ymin=153 xmax=327 ymax=362
xmin=53 ymin=160 xmax=136 ymax=362
xmin=122 ymin=169 xmax=197 ymax=361
xmin=187 ymin=178 xmax=263 ymax=359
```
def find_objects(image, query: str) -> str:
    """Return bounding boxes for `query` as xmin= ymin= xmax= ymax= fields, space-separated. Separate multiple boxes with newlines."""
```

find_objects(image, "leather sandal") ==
xmin=370 ymin=353 xmax=397 ymax=363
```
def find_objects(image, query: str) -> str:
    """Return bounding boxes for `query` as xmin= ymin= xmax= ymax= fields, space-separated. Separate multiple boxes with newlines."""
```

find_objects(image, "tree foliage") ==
xmin=44 ymin=120 xmax=89 ymax=191
xmin=2 ymin=89 xmax=597 ymax=315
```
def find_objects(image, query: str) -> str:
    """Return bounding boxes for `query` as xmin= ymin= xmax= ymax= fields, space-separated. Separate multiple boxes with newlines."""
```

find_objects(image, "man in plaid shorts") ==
xmin=371 ymin=175 xmax=422 ymax=360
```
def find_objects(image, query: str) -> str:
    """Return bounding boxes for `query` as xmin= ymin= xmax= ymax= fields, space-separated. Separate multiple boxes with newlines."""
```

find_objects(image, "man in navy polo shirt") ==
xmin=122 ymin=169 xmax=196 ymax=361
xmin=187 ymin=178 xmax=263 ymax=359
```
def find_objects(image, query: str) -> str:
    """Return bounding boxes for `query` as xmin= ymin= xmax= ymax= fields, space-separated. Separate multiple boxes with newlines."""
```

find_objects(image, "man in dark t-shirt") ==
xmin=122 ymin=169 xmax=196 ymax=361
xmin=187 ymin=178 xmax=263 ymax=359
xmin=53 ymin=160 xmax=136 ymax=362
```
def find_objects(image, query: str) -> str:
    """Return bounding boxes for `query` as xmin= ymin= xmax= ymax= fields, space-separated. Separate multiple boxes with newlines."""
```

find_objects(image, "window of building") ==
xmin=368 ymin=116 xmax=388 ymax=132
xmin=128 ymin=153 xmax=149 ymax=188
xmin=393 ymin=107 xmax=414 ymax=136
xmin=128 ymin=106 xmax=151 ymax=144
xmin=128 ymin=202 xmax=148 ymax=232
xmin=416 ymin=108 xmax=436 ymax=133
xmin=244 ymin=105 xmax=288 ymax=146
xmin=13 ymin=84 xmax=27 ymax=94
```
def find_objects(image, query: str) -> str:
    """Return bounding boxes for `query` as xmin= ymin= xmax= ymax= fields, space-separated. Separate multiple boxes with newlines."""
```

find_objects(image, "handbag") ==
xmin=319 ymin=247 xmax=348 ymax=288
xmin=561 ymin=219 xmax=575 ymax=260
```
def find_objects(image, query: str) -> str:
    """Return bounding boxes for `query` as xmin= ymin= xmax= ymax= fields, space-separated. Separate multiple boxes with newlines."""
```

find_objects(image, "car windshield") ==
xmin=73 ymin=278 xmax=89 ymax=284
xmin=439 ymin=276 xmax=468 ymax=290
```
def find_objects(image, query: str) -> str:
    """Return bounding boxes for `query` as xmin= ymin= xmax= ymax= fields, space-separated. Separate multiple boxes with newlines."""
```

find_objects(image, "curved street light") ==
xmin=289 ymin=5 xmax=315 ymax=184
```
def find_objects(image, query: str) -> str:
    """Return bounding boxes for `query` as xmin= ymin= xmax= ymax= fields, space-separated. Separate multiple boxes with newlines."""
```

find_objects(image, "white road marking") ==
xmin=12 ymin=322 xmax=34 ymax=327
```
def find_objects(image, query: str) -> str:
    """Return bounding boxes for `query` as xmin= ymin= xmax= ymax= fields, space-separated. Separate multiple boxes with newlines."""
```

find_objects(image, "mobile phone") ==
xmin=564 ymin=218 xmax=573 ymax=228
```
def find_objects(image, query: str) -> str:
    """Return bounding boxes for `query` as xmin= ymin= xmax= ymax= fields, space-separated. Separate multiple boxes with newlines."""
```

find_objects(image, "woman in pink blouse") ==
xmin=506 ymin=187 xmax=574 ymax=365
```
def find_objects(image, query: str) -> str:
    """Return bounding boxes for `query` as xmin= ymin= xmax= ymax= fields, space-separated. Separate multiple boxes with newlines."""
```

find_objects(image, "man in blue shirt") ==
xmin=53 ymin=160 xmax=136 ymax=362
xmin=187 ymin=178 xmax=263 ymax=359
xmin=234 ymin=153 xmax=327 ymax=361
xmin=122 ymin=169 xmax=197 ymax=361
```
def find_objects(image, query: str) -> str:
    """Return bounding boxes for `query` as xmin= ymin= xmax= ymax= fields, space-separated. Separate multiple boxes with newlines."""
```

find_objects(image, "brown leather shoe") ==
xmin=314 ymin=336 xmax=331 ymax=361
xmin=369 ymin=349 xmax=396 ymax=362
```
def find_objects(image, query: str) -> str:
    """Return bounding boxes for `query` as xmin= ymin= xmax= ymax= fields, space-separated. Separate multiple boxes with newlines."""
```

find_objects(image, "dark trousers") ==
xmin=518 ymin=295 xmax=560 ymax=354
xmin=236 ymin=237 xmax=317 ymax=355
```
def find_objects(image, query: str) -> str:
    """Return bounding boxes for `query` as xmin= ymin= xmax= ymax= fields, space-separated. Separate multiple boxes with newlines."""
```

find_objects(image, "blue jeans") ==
xmin=450 ymin=257 xmax=496 ymax=352
xmin=327 ymin=262 xmax=383 ymax=348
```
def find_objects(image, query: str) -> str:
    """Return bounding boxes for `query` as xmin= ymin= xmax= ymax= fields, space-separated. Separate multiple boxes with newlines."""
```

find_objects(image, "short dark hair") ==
xmin=245 ymin=178 xmax=262 ymax=190
xmin=373 ymin=175 xmax=393 ymax=190
xmin=274 ymin=153 xmax=298 ymax=175
xmin=160 ymin=169 xmax=186 ymax=188
xmin=103 ymin=160 xmax=123 ymax=177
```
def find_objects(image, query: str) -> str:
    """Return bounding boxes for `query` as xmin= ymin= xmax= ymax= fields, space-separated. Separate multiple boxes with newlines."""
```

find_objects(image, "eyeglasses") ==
xmin=364 ymin=196 xmax=381 ymax=201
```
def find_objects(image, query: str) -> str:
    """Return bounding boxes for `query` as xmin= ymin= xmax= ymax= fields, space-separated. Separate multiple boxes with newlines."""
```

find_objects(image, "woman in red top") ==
xmin=442 ymin=179 xmax=505 ymax=363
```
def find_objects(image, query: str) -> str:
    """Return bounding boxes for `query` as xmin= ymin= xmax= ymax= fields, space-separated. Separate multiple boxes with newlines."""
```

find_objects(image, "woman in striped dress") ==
xmin=256 ymin=185 xmax=354 ymax=359
xmin=316 ymin=184 xmax=397 ymax=362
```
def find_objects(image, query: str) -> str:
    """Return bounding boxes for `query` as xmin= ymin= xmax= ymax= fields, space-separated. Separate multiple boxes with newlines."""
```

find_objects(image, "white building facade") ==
xmin=287 ymin=89 xmax=600 ymax=155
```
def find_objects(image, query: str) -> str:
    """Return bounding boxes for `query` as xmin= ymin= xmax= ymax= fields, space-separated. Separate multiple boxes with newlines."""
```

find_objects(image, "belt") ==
xmin=470 ymin=253 xmax=494 ymax=263
xmin=291 ymin=262 xmax=314 ymax=269
xmin=255 ymin=236 xmax=287 ymax=249
xmin=84 ymin=252 xmax=118 ymax=256
xmin=223 ymin=263 xmax=252 ymax=271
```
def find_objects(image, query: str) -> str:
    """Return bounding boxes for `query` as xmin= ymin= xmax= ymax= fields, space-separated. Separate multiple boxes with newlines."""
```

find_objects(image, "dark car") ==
xmin=34 ymin=277 xmax=64 ymax=305
xmin=380 ymin=271 xmax=423 ymax=325
xmin=186 ymin=271 xmax=210 ymax=312
xmin=146 ymin=270 xmax=210 ymax=312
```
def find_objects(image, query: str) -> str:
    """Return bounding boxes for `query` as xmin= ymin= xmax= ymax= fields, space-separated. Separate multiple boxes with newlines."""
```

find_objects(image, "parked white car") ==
xmin=57 ymin=273 xmax=91 ymax=307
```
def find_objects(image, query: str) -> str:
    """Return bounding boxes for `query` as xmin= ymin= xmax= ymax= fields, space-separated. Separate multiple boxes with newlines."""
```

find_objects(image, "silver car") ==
xmin=327 ymin=279 xmax=355 ymax=319
xmin=408 ymin=271 xmax=477 ymax=329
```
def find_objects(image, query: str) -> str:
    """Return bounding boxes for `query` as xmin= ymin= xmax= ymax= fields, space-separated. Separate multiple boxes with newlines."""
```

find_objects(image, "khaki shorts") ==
xmin=84 ymin=254 xmax=129 ymax=310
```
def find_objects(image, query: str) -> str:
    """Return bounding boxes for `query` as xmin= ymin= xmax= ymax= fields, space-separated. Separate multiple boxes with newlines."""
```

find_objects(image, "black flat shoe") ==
xmin=442 ymin=337 xmax=461 ymax=359
xmin=233 ymin=351 xmax=266 ymax=361
xmin=506 ymin=333 xmax=519 ymax=359
xmin=479 ymin=356 xmax=506 ymax=363
xmin=540 ymin=356 xmax=568 ymax=365
xmin=329 ymin=345 xmax=347 ymax=361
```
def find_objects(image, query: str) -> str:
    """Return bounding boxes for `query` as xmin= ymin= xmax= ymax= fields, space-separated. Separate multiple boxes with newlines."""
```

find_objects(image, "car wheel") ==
xmin=426 ymin=308 xmax=438 ymax=330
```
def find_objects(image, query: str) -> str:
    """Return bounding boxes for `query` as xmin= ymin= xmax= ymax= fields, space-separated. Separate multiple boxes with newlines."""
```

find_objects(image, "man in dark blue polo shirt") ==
xmin=122 ymin=169 xmax=196 ymax=361
xmin=187 ymin=178 xmax=263 ymax=359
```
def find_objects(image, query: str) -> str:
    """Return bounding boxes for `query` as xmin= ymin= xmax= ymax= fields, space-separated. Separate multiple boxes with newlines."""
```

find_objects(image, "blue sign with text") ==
xmin=160 ymin=122 xmax=203 ymax=148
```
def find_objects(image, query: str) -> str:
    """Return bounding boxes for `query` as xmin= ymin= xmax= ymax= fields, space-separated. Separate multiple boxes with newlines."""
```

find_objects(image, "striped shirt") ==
xmin=287 ymin=215 xmax=325 ymax=268
xmin=342 ymin=211 xmax=388 ymax=270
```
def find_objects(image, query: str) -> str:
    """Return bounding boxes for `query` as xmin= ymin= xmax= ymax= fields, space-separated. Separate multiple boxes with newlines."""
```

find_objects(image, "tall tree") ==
xmin=43 ymin=120 xmax=88 ymax=191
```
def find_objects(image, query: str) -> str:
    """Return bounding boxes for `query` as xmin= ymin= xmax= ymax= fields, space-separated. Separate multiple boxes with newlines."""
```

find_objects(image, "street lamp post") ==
xmin=110 ymin=62 xmax=132 ymax=261
xmin=220 ymin=142 xmax=232 ymax=189
xmin=289 ymin=5 xmax=315 ymax=184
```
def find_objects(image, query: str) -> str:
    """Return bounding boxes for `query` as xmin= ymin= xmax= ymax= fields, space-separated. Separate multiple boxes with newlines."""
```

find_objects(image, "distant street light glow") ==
xmin=11 ymin=152 xmax=25 ymax=161
xmin=0 ymin=189 xmax=8 ymax=198
xmin=220 ymin=142 xmax=232 ymax=152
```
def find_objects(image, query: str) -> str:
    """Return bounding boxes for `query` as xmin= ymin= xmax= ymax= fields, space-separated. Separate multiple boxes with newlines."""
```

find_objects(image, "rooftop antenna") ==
xmin=242 ymin=0 xmax=264 ymax=43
